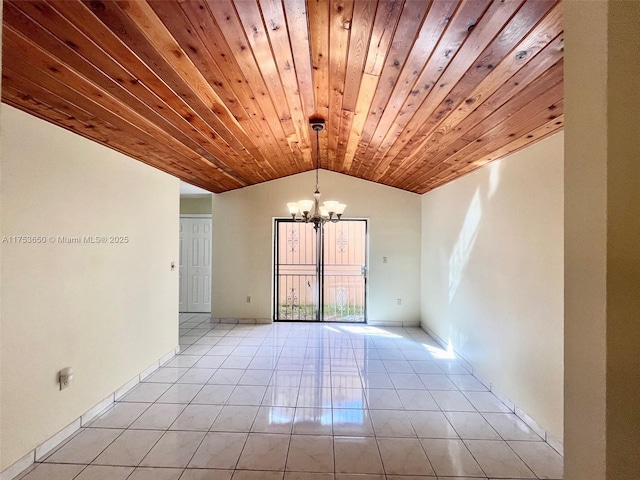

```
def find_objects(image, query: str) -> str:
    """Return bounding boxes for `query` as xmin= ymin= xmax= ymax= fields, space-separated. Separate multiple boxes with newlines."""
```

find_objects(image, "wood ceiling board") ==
xmin=2 ymin=0 xmax=564 ymax=194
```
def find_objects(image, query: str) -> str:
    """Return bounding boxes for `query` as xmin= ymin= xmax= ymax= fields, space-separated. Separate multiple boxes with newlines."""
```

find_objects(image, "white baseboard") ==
xmin=420 ymin=322 xmax=564 ymax=456
xmin=1 ymin=346 xmax=178 ymax=480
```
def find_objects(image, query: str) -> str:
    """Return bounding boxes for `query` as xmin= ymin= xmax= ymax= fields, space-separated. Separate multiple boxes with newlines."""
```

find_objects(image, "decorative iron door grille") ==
xmin=274 ymin=219 xmax=367 ymax=322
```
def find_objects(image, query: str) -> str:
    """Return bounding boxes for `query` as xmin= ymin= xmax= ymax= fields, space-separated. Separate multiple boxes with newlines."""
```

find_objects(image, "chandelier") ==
xmin=286 ymin=119 xmax=346 ymax=231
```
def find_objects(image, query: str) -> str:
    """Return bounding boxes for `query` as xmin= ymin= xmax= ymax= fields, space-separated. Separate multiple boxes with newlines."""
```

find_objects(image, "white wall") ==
xmin=0 ymin=105 xmax=179 ymax=470
xmin=211 ymin=170 xmax=421 ymax=324
xmin=420 ymin=133 xmax=564 ymax=441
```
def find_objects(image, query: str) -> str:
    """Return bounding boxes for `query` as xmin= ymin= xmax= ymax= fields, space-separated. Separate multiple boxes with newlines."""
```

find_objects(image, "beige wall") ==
xmin=565 ymin=2 xmax=640 ymax=479
xmin=0 ymin=105 xmax=179 ymax=470
xmin=180 ymin=195 xmax=212 ymax=215
xmin=211 ymin=170 xmax=421 ymax=323
xmin=420 ymin=133 xmax=564 ymax=441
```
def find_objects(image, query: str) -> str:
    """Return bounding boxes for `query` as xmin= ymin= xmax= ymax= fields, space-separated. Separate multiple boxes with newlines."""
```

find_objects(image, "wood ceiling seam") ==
xmin=341 ymin=0 xmax=405 ymax=172
xmin=2 ymin=28 xmax=247 ymax=189
xmin=178 ymin=0 xmax=293 ymax=178
xmin=147 ymin=0 xmax=284 ymax=178
xmin=357 ymin=0 xmax=490 ymax=179
xmin=405 ymin=87 xmax=563 ymax=192
xmin=357 ymin=0 xmax=459 ymax=179
xmin=115 ymin=0 xmax=264 ymax=167
xmin=366 ymin=0 xmax=525 ymax=182
xmin=333 ymin=0 xmax=378 ymax=169
xmin=308 ymin=0 xmax=331 ymax=169
xmin=350 ymin=0 xmax=431 ymax=178
xmin=326 ymin=0 xmax=354 ymax=170
xmin=40 ymin=0 xmax=260 ymax=185
xmin=422 ymin=118 xmax=563 ymax=193
xmin=8 ymin=0 xmax=263 ymax=186
xmin=253 ymin=0 xmax=314 ymax=168
xmin=207 ymin=0 xmax=307 ymax=175
xmin=383 ymin=3 xmax=563 ymax=185
xmin=76 ymin=0 xmax=263 ymax=183
xmin=386 ymin=55 xmax=563 ymax=188
xmin=2 ymin=68 xmax=232 ymax=192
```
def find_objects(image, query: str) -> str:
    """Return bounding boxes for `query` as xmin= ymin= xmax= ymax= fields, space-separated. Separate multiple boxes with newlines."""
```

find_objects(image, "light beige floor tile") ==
xmin=370 ymin=410 xmax=416 ymax=437
xmin=93 ymin=430 xmax=162 ymax=466
xmin=251 ymin=406 xmax=295 ymax=433
xmin=143 ymin=367 xmax=188 ymax=383
xmin=508 ymin=440 xmax=564 ymax=479
xmin=74 ymin=465 xmax=133 ymax=480
xmin=88 ymin=402 xmax=150 ymax=429
xmin=130 ymin=403 xmax=186 ymax=430
xmin=364 ymin=389 xmax=403 ymax=410
xmin=332 ymin=408 xmax=374 ymax=436
xmin=420 ymin=438 xmax=484 ymax=477
xmin=231 ymin=471 xmax=284 ymax=480
xmin=376 ymin=437 xmax=434 ymax=476
xmin=211 ymin=405 xmax=259 ymax=432
xmin=120 ymin=383 xmax=172 ymax=403
xmin=396 ymin=389 xmax=439 ymax=410
xmin=406 ymin=411 xmax=458 ymax=439
xmin=45 ymin=428 xmax=122 ymax=464
xmin=188 ymin=432 xmax=248 ymax=469
xmin=334 ymin=436 xmax=383 ymax=474
xmin=292 ymin=407 xmax=333 ymax=435
xmin=177 ymin=368 xmax=216 ymax=384
xmin=157 ymin=384 xmax=203 ymax=404
xmin=192 ymin=384 xmax=235 ymax=404
xmin=462 ymin=391 xmax=512 ymax=413
xmin=170 ymin=404 xmax=223 ymax=431
xmin=227 ymin=385 xmax=268 ymax=406
xmin=447 ymin=374 xmax=489 ymax=391
xmin=127 ymin=467 xmax=183 ymax=480
xmin=465 ymin=439 xmax=536 ymax=478
xmin=430 ymin=390 xmax=476 ymax=412
xmin=18 ymin=464 xmax=85 ymax=480
xmin=180 ymin=469 xmax=233 ymax=480
xmin=139 ymin=431 xmax=205 ymax=468
xmin=444 ymin=412 xmax=501 ymax=440
xmin=286 ymin=435 xmax=334 ymax=473
xmin=483 ymin=413 xmax=543 ymax=441
xmin=284 ymin=473 xmax=334 ymax=480
xmin=236 ymin=433 xmax=290 ymax=471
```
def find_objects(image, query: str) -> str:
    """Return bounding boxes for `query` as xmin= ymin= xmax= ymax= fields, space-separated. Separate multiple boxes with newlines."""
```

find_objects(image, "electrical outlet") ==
xmin=382 ymin=256 xmax=388 ymax=264
xmin=246 ymin=296 xmax=251 ymax=303
xmin=397 ymin=298 xmax=402 ymax=306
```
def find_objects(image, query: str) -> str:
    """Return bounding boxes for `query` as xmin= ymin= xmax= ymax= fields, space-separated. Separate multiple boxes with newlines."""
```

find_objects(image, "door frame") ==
xmin=272 ymin=217 xmax=369 ymax=323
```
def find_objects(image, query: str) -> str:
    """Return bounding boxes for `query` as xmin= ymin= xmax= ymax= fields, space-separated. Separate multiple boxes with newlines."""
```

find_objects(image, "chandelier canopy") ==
xmin=286 ymin=119 xmax=346 ymax=231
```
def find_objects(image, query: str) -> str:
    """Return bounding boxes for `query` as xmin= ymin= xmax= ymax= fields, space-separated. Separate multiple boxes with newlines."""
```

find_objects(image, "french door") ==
xmin=274 ymin=219 xmax=367 ymax=322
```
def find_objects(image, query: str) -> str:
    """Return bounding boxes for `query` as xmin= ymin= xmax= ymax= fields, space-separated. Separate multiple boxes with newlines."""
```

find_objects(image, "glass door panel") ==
xmin=274 ymin=219 xmax=366 ymax=322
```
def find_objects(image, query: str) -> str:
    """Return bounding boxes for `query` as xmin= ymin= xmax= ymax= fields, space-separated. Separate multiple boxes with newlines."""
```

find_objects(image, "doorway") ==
xmin=274 ymin=219 xmax=367 ymax=322
xmin=179 ymin=215 xmax=212 ymax=313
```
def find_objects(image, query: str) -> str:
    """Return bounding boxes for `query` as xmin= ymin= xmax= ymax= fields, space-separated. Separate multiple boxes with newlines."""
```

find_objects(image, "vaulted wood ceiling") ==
xmin=1 ymin=0 xmax=563 ymax=194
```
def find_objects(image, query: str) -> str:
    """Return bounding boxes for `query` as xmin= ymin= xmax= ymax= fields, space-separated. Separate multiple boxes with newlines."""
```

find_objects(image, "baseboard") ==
xmin=1 ymin=346 xmax=179 ymax=480
xmin=420 ymin=322 xmax=564 ymax=456
xmin=210 ymin=317 xmax=272 ymax=324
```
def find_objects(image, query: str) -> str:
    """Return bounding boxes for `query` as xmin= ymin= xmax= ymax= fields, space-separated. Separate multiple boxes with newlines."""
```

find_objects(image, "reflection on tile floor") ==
xmin=20 ymin=313 xmax=563 ymax=480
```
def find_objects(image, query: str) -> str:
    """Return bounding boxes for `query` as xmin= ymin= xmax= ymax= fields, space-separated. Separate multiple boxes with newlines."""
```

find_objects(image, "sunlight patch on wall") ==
xmin=448 ymin=188 xmax=482 ymax=302
xmin=488 ymin=161 xmax=503 ymax=198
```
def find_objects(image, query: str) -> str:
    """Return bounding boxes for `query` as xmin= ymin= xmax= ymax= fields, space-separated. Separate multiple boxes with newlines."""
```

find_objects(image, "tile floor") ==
xmin=20 ymin=313 xmax=564 ymax=480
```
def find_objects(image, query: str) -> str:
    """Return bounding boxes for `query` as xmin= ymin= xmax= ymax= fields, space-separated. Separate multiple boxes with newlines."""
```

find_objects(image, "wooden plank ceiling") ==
xmin=1 ymin=0 xmax=563 ymax=194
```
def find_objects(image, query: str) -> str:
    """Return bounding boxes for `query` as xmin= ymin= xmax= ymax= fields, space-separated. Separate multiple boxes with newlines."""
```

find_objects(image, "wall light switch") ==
xmin=397 ymin=298 xmax=402 ymax=306
xmin=59 ymin=367 xmax=73 ymax=391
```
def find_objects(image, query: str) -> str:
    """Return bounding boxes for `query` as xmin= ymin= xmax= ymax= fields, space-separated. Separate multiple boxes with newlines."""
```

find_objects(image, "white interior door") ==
xmin=179 ymin=216 xmax=212 ymax=313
